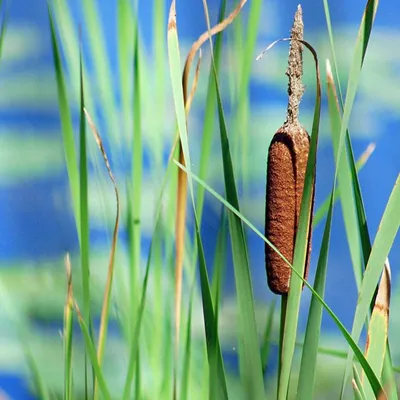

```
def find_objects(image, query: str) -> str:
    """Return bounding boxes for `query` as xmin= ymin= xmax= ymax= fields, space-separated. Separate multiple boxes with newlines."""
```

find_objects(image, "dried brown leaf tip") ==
xmin=265 ymin=5 xmax=315 ymax=295
xmin=168 ymin=0 xmax=177 ymax=32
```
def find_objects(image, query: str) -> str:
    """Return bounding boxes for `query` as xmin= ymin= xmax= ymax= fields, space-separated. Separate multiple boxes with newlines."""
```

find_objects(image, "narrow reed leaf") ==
xmin=362 ymin=261 xmax=391 ymax=398
xmin=134 ymin=350 xmax=141 ymax=400
xmin=195 ymin=0 xmax=226 ymax=221
xmin=197 ymin=230 xmax=228 ymax=400
xmin=47 ymin=2 xmax=80 ymax=237
xmin=323 ymin=0 xmax=375 ymax=279
xmin=173 ymin=39 xmax=202 ymax=400
xmin=174 ymin=116 xmax=189 ymax=400
xmin=295 ymin=57 xmax=351 ymax=400
xmin=296 ymin=56 xmax=375 ymax=400
xmin=122 ymin=234 xmax=152 ymax=400
xmin=75 ymin=304 xmax=112 ymax=400
xmin=343 ymin=173 xmax=399 ymax=397
xmin=122 ymin=103 xmax=187 ymax=399
xmin=174 ymin=1 xmax=246 ymax=377
xmin=381 ymin=348 xmax=398 ymax=400
xmin=83 ymin=109 xmax=120 ymax=396
xmin=167 ymin=2 xmax=229 ymax=397
xmin=323 ymin=1 xmax=375 ymax=271
xmin=202 ymin=1 xmax=265 ymax=396
xmin=162 ymin=49 xmax=201 ymax=400
xmin=128 ymin=17 xmax=142 ymax=346
xmin=78 ymin=42 xmax=92 ymax=399
xmin=180 ymin=282 xmax=195 ymax=400
xmin=353 ymin=378 xmax=366 ymax=400
xmin=182 ymin=206 xmax=227 ymax=400
xmin=211 ymin=207 xmax=228 ymax=312
xmin=187 ymin=8 xmax=227 ymax=387
xmin=353 ymin=365 xmax=368 ymax=400
xmin=64 ymin=254 xmax=74 ymax=400
xmin=181 ymin=0 xmax=226 ymax=392
xmin=353 ymin=383 xmax=364 ymax=400
xmin=174 ymin=161 xmax=385 ymax=396
xmin=209 ymin=208 xmax=228 ymax=399
xmin=326 ymin=59 xmax=364 ymax=289
xmin=261 ymin=299 xmax=276 ymax=377
xmin=296 ymin=192 xmax=334 ymax=400
xmin=313 ymin=143 xmax=375 ymax=227
xmin=79 ymin=45 xmax=91 ymax=333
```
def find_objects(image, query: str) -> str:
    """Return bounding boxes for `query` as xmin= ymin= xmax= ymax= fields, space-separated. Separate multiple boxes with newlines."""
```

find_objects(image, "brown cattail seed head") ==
xmin=265 ymin=125 xmax=313 ymax=294
xmin=264 ymin=5 xmax=315 ymax=295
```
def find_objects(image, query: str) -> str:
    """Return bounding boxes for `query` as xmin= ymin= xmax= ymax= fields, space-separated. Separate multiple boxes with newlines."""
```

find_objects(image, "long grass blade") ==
xmin=362 ymin=261 xmax=391 ymax=398
xmin=296 ymin=188 xmax=334 ymax=400
xmin=201 ymin=1 xmax=265 ymax=396
xmin=64 ymin=254 xmax=74 ymax=400
xmin=187 ymin=6 xmax=227 ymax=390
xmin=183 ymin=0 xmax=227 ymax=393
xmin=210 ymin=207 xmax=228 ymax=312
xmin=78 ymin=45 xmax=92 ymax=399
xmin=167 ymin=2 xmax=229 ymax=397
xmin=83 ymin=109 xmax=120 ymax=399
xmin=122 ymin=114 xmax=188 ymax=399
xmin=75 ymin=303 xmax=112 ymax=400
xmin=173 ymin=45 xmax=202 ymax=400
xmin=209 ymin=207 xmax=229 ymax=399
xmin=122 ymin=234 xmax=152 ymax=399
xmin=195 ymin=0 xmax=226 ymax=221
xmin=129 ymin=10 xmax=142 ymax=342
xmin=76 ymin=33 xmax=93 ymax=399
xmin=313 ymin=143 xmax=375 ymax=227
xmin=47 ymin=2 xmax=80 ymax=238
xmin=134 ymin=350 xmax=141 ymax=399
xmin=353 ymin=365 xmax=367 ymax=400
xmin=353 ymin=383 xmax=365 ymax=400
xmin=326 ymin=60 xmax=365 ymax=292
xmin=180 ymin=279 xmax=195 ymax=400
xmin=342 ymin=174 xmax=399 ymax=397
xmin=173 ymin=3 xmax=247 ymax=393
xmin=261 ymin=299 xmax=276 ymax=377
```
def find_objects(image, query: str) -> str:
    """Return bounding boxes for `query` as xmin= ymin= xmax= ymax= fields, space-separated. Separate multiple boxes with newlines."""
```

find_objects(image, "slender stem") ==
xmin=285 ymin=5 xmax=304 ymax=127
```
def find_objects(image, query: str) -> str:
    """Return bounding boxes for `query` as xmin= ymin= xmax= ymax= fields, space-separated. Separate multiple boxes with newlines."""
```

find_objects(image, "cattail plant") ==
xmin=264 ymin=5 xmax=315 ymax=295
